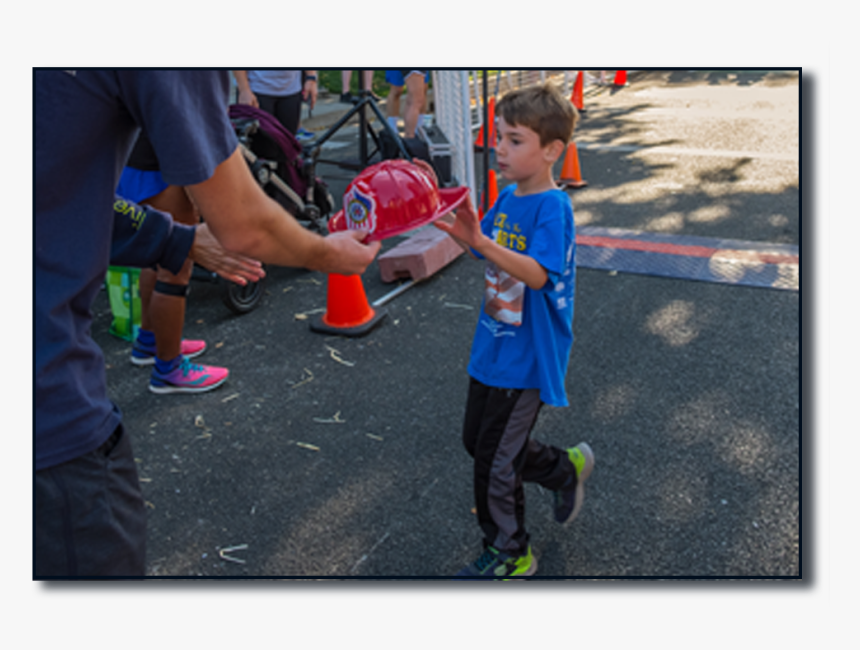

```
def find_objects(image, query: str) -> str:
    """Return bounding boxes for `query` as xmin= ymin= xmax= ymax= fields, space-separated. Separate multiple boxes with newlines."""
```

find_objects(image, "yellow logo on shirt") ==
xmin=114 ymin=198 xmax=147 ymax=230
xmin=493 ymin=212 xmax=527 ymax=251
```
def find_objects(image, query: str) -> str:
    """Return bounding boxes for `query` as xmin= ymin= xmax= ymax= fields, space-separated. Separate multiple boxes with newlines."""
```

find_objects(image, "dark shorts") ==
xmin=34 ymin=424 xmax=147 ymax=578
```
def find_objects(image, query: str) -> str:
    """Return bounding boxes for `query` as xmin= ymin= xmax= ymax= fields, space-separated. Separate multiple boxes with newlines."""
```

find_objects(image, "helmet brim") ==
xmin=329 ymin=185 xmax=470 ymax=242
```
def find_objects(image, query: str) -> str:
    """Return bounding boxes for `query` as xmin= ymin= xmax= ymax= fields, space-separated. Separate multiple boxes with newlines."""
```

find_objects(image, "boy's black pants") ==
xmin=463 ymin=378 xmax=576 ymax=557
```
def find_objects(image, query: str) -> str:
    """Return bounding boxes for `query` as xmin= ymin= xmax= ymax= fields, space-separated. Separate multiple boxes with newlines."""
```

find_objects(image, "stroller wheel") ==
xmin=302 ymin=204 xmax=330 ymax=235
xmin=220 ymin=271 xmax=265 ymax=314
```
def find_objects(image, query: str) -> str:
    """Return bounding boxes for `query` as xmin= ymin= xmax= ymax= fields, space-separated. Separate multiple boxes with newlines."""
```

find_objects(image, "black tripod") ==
xmin=304 ymin=71 xmax=411 ymax=171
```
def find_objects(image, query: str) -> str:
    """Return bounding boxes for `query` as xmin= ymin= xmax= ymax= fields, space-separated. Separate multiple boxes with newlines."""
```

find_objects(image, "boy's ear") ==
xmin=544 ymin=139 xmax=566 ymax=162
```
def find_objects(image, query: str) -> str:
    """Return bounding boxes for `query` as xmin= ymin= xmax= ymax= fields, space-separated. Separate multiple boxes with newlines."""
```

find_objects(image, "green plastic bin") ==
xmin=106 ymin=266 xmax=141 ymax=342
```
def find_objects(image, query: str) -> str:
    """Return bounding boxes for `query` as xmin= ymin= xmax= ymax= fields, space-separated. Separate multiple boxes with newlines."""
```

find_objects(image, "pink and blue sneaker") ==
xmin=149 ymin=356 xmax=228 ymax=394
xmin=131 ymin=337 xmax=207 ymax=366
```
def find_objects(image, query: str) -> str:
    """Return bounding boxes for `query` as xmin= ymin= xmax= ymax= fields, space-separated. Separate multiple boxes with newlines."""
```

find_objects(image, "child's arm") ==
xmin=434 ymin=194 xmax=549 ymax=290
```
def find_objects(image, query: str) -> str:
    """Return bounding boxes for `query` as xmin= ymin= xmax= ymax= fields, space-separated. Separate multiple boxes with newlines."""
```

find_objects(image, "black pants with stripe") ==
xmin=463 ymin=378 xmax=576 ymax=557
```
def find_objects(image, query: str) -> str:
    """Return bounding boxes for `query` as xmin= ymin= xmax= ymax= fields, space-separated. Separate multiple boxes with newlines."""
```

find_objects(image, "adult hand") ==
xmin=188 ymin=222 xmax=266 ymax=285
xmin=319 ymin=230 xmax=382 ymax=276
xmin=303 ymin=79 xmax=318 ymax=109
xmin=238 ymin=87 xmax=259 ymax=108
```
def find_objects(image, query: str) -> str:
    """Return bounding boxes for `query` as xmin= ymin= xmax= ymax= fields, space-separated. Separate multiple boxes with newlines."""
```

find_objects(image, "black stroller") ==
xmin=194 ymin=105 xmax=335 ymax=314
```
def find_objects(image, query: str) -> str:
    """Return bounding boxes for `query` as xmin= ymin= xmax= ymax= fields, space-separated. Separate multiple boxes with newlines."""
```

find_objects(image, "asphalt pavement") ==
xmin=92 ymin=70 xmax=800 ymax=578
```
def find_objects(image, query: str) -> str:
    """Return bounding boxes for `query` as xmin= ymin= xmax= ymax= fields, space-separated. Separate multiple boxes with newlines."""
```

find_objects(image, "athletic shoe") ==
xmin=131 ymin=338 xmax=207 ymax=366
xmin=296 ymin=127 xmax=315 ymax=141
xmin=340 ymin=92 xmax=356 ymax=104
xmin=553 ymin=442 xmax=595 ymax=526
xmin=455 ymin=545 xmax=537 ymax=579
xmin=149 ymin=357 xmax=228 ymax=394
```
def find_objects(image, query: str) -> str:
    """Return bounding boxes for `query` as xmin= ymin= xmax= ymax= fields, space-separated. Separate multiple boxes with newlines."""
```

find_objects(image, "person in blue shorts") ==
xmin=434 ymin=83 xmax=595 ymax=578
xmin=117 ymin=132 xmax=229 ymax=394
xmin=385 ymin=70 xmax=430 ymax=138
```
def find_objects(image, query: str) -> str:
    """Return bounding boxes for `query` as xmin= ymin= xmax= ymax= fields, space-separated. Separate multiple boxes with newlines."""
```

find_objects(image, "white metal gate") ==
xmin=431 ymin=70 xmax=478 ymax=201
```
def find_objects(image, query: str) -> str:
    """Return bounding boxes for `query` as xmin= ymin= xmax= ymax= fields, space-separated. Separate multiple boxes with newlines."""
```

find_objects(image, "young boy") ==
xmin=434 ymin=84 xmax=595 ymax=578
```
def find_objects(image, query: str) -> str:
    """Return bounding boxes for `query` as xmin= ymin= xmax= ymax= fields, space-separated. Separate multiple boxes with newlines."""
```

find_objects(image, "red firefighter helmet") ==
xmin=328 ymin=159 xmax=470 ymax=242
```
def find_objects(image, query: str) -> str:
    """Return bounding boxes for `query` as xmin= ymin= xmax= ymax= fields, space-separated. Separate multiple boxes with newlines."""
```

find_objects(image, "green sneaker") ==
xmin=553 ymin=442 xmax=595 ymax=526
xmin=455 ymin=545 xmax=538 ymax=579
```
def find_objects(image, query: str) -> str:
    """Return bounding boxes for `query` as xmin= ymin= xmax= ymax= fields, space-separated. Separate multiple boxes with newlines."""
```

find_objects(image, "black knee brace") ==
xmin=154 ymin=281 xmax=190 ymax=297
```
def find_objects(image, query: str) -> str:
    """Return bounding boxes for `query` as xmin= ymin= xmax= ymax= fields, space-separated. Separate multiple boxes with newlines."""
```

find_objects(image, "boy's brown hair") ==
xmin=495 ymin=83 xmax=578 ymax=147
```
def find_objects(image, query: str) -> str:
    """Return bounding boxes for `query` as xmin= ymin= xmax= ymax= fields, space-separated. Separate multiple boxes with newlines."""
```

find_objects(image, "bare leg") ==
xmin=138 ymin=267 xmax=156 ymax=332
xmin=138 ymin=185 xmax=198 ymax=361
xmin=403 ymin=72 xmax=427 ymax=138
xmin=387 ymin=84 xmax=403 ymax=120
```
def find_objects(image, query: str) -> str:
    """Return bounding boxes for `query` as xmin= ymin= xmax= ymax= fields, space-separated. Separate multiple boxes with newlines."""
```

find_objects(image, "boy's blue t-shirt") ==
xmin=468 ymin=185 xmax=576 ymax=407
xmin=34 ymin=70 xmax=238 ymax=470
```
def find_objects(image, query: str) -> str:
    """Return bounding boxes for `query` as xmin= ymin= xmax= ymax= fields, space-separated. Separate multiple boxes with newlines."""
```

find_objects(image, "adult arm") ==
xmin=186 ymin=147 xmax=381 ymax=275
xmin=233 ymin=70 xmax=259 ymax=108
xmin=123 ymin=72 xmax=378 ymax=276
xmin=110 ymin=196 xmax=192 ymax=272
xmin=111 ymin=195 xmax=264 ymax=285
xmin=303 ymin=70 xmax=318 ymax=109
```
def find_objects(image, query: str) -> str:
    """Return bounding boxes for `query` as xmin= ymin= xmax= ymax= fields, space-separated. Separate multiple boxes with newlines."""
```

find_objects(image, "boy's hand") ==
xmin=413 ymin=158 xmax=485 ymax=254
xmin=435 ymin=193 xmax=549 ymax=290
xmin=433 ymin=193 xmax=484 ymax=251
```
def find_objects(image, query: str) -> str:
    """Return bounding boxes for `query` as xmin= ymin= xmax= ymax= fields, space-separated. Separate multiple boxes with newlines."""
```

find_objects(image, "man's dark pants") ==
xmin=35 ymin=425 xmax=146 ymax=578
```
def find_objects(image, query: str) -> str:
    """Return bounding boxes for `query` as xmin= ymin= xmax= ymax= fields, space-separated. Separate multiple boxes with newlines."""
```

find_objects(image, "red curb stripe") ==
xmin=575 ymin=235 xmax=798 ymax=265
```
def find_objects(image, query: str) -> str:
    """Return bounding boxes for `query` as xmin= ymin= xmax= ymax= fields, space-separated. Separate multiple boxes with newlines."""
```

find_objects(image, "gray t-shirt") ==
xmin=247 ymin=70 xmax=302 ymax=96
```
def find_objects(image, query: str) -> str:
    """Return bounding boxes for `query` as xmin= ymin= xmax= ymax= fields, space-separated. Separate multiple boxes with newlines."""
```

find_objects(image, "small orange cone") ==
xmin=569 ymin=71 xmax=585 ymax=111
xmin=487 ymin=169 xmax=499 ymax=209
xmin=478 ymin=169 xmax=499 ymax=219
xmin=557 ymin=142 xmax=588 ymax=189
xmin=614 ymin=70 xmax=628 ymax=86
xmin=310 ymin=273 xmax=387 ymax=337
xmin=474 ymin=97 xmax=496 ymax=150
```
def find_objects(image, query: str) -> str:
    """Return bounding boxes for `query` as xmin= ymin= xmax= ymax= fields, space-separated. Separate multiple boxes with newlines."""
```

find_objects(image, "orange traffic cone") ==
xmin=569 ymin=71 xmax=585 ymax=111
xmin=614 ymin=70 xmax=628 ymax=86
xmin=310 ymin=273 xmax=387 ymax=337
xmin=478 ymin=169 xmax=499 ymax=219
xmin=474 ymin=96 xmax=496 ymax=150
xmin=488 ymin=169 xmax=499 ymax=208
xmin=557 ymin=142 xmax=588 ymax=189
